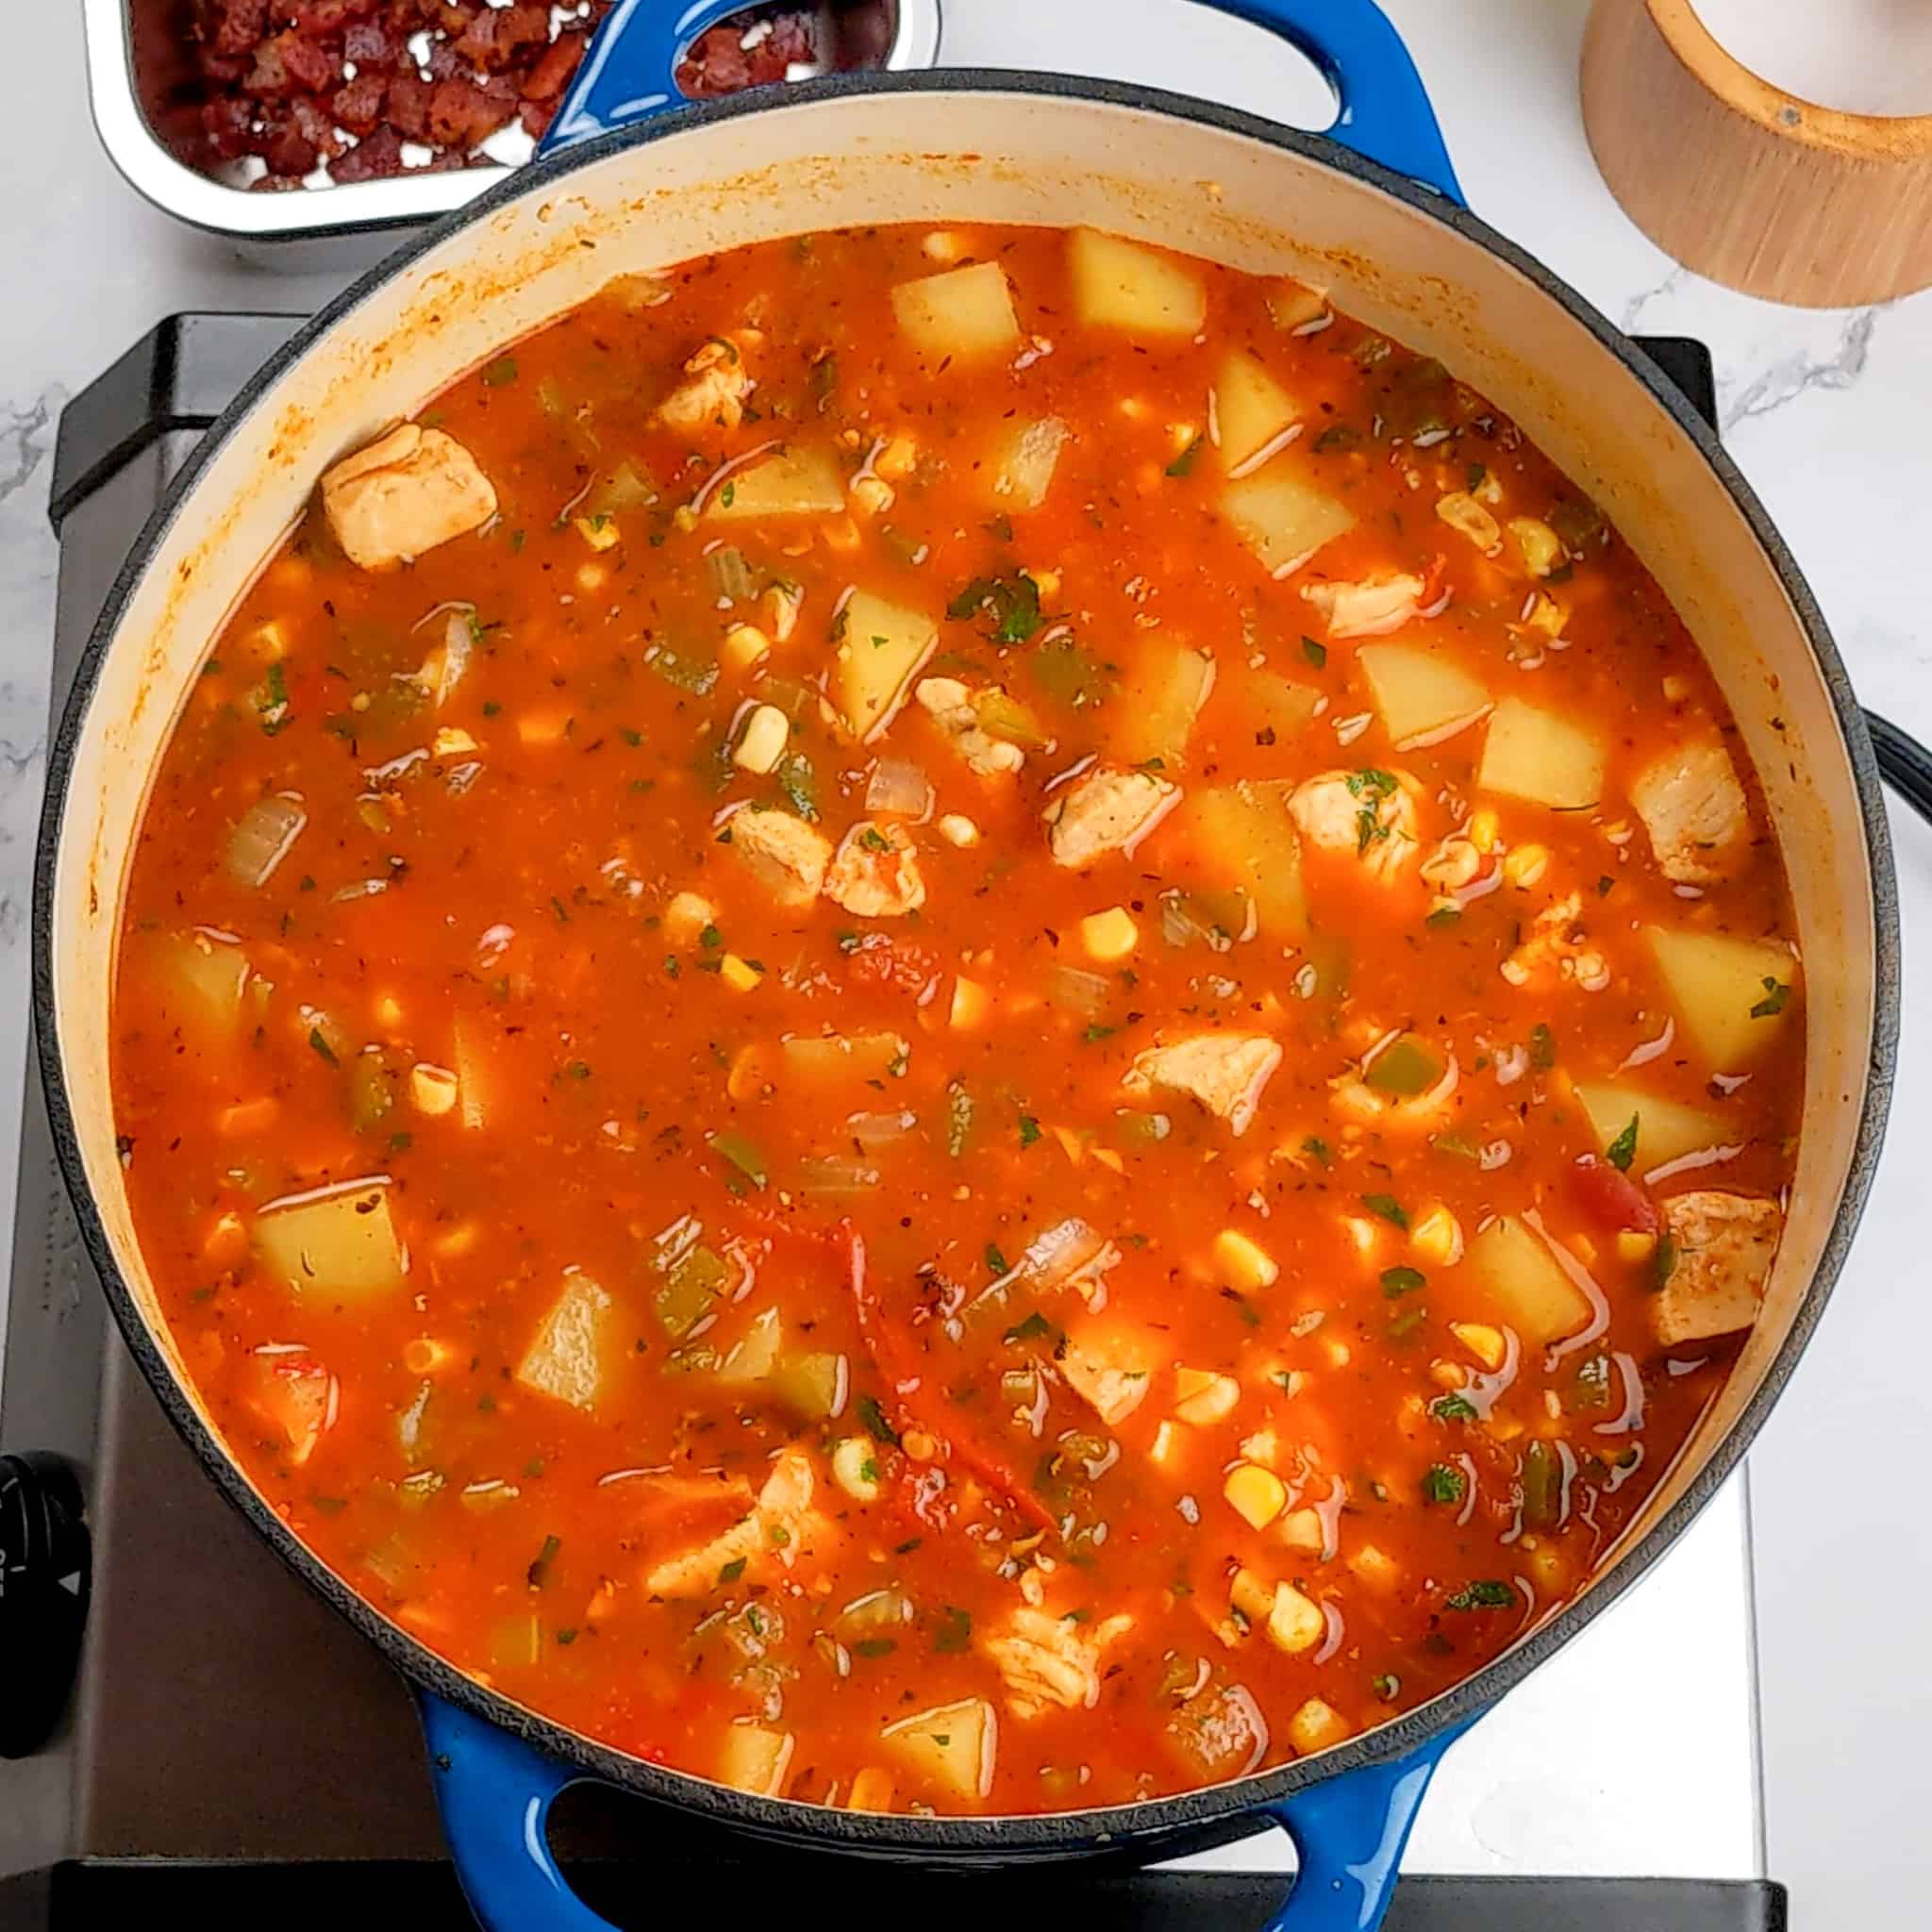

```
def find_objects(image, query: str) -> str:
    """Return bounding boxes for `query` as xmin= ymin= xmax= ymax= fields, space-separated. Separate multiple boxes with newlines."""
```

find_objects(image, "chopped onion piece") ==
xmin=437 ymin=611 xmax=473 ymax=706
xmin=1047 ymin=965 xmax=1111 ymax=1017
xmin=225 ymin=794 xmax=307 ymax=887
xmin=708 ymin=544 xmax=758 ymax=602
xmin=996 ymin=1216 xmax=1119 ymax=1295
xmin=847 ymin=1109 xmax=917 ymax=1147
xmin=798 ymin=1156 xmax=881 ymax=1195
xmin=864 ymin=758 xmax=932 ymax=819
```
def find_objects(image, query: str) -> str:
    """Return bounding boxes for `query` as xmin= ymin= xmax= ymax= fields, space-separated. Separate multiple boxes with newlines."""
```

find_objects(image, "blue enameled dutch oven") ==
xmin=35 ymin=3 xmax=1907 ymax=1928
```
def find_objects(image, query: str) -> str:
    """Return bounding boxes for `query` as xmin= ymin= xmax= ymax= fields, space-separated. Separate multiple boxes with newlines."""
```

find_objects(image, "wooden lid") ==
xmin=1581 ymin=0 xmax=1932 ymax=306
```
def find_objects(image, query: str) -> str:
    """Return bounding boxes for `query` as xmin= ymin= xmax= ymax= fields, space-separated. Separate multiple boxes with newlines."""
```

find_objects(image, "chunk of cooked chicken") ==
xmin=915 ymin=677 xmax=1024 ymax=776
xmin=1630 ymin=740 xmax=1750 ymax=885
xmin=729 ymin=807 xmax=834 ymax=908
xmin=658 ymin=335 xmax=753 ymax=431
xmin=321 ymin=423 xmax=497 ymax=571
xmin=1289 ymin=770 xmax=1420 ymax=882
xmin=644 ymin=1448 xmax=815 ymax=1596
xmin=1655 ymin=1190 xmax=1780 ymax=1345
xmin=1499 ymin=891 xmax=1609 ymax=991
xmin=1124 ymin=1033 xmax=1282 ymax=1136
xmin=983 ymin=1603 xmax=1134 ymax=1718
xmin=1044 ymin=765 xmax=1179 ymax=868
xmin=824 ymin=821 xmax=926 ymax=917
xmin=1060 ymin=1336 xmax=1151 ymax=1426
xmin=1301 ymin=571 xmax=1425 ymax=639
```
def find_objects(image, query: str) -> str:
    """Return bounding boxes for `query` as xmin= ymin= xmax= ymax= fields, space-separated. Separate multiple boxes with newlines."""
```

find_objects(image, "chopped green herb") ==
xmin=1654 ymin=1235 xmax=1678 ymax=1287
xmin=1387 ymin=1305 xmax=1428 ymax=1341
xmin=853 ymin=1637 xmax=896 ymax=1658
xmin=1018 ymin=1114 xmax=1042 ymax=1148
xmin=1422 ymin=1465 xmax=1467 ymax=1505
xmin=1444 ymin=1579 xmax=1516 ymax=1611
xmin=775 ymin=751 xmax=819 ymax=821
xmin=1081 ymin=1024 xmax=1116 ymax=1043
xmin=707 ymin=1129 xmax=769 ymax=1190
xmin=556 ymin=1626 xmax=578 ymax=1645
xmin=482 ymin=355 xmax=519 ymax=387
xmin=1221 ymin=1287 xmax=1262 ymax=1327
xmin=1380 ymin=1266 xmax=1425 ymax=1297
xmin=1424 ymin=904 xmax=1462 ymax=929
xmin=985 ymin=1242 xmax=1011 ymax=1278
xmin=1004 ymin=1311 xmax=1052 ymax=1343
xmin=1597 ymin=874 xmax=1615 ymax=896
xmin=1373 ymin=1672 xmax=1401 ymax=1702
xmin=1528 ymin=1022 xmax=1557 ymax=1070
xmin=526 ymin=1533 xmax=561 ymax=1588
xmin=1362 ymin=1192 xmax=1408 ymax=1230
xmin=1606 ymin=1114 xmax=1640 ymax=1173
xmin=1303 ymin=1135 xmax=1333 ymax=1168
xmin=857 ymin=1393 xmax=901 ymax=1446
xmin=945 ymin=1079 xmax=974 ymax=1158
xmin=933 ymin=1606 xmax=973 ymax=1654
xmin=698 ymin=923 xmax=723 ymax=950
xmin=858 ymin=826 xmax=892 ymax=853
xmin=1751 ymin=976 xmax=1791 ymax=1018
xmin=948 ymin=573 xmax=1042 ymax=644
xmin=256 ymin=660 xmax=291 ymax=735
xmin=308 ymin=1027 xmax=338 ymax=1066
xmin=1165 ymin=436 xmax=1202 ymax=477
xmin=648 ymin=645 xmax=720 ymax=695
xmin=1431 ymin=1392 xmax=1478 ymax=1423
xmin=1301 ymin=635 xmax=1328 ymax=669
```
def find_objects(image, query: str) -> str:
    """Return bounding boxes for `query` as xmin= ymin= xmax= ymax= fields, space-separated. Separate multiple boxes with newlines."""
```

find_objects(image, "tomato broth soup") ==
xmin=110 ymin=223 xmax=1804 ymax=1815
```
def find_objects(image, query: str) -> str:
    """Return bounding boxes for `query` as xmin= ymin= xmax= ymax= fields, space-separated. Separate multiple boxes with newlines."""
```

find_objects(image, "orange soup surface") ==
xmin=111 ymin=222 xmax=1804 ymax=1815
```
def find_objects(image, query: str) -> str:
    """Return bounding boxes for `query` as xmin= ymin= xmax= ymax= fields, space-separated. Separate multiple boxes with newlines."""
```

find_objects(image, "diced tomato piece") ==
xmin=1570 ymin=1156 xmax=1660 ymax=1236
xmin=242 ymin=1355 xmax=336 ymax=1465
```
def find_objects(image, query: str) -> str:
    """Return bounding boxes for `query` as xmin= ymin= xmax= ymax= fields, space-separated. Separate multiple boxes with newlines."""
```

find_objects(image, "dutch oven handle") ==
xmin=540 ymin=0 xmax=1465 ymax=207
xmin=422 ymin=1690 xmax=1476 ymax=1931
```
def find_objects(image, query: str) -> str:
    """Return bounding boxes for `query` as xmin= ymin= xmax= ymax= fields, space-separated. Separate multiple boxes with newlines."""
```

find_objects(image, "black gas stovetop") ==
xmin=0 ymin=315 xmax=1785 ymax=1932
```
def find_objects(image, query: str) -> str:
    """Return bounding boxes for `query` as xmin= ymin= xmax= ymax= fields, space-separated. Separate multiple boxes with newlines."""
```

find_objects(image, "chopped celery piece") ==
xmin=1521 ymin=1439 xmax=1560 ymax=1527
xmin=648 ymin=643 xmax=720 ymax=696
xmin=226 ymin=794 xmax=307 ymax=887
xmin=768 ymin=1351 xmax=848 ymax=1422
xmin=1030 ymin=634 xmax=1114 ymax=710
xmin=1364 ymin=1036 xmax=1441 ymax=1097
xmin=974 ymin=687 xmax=1052 ymax=749
xmin=708 ymin=545 xmax=758 ymax=601
xmin=718 ymin=1306 xmax=783 ymax=1384
xmin=651 ymin=1217 xmax=732 ymax=1339
xmin=1114 ymin=1109 xmax=1172 ymax=1145
xmin=708 ymin=1128 xmax=769 ymax=1191
xmin=798 ymin=1156 xmax=882 ymax=1195
xmin=348 ymin=1050 xmax=397 ymax=1136
xmin=587 ymin=460 xmax=656 ymax=514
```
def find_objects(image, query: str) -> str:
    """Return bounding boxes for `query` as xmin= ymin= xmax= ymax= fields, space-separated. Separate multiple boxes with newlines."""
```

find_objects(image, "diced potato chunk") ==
xmin=1467 ymin=1215 xmax=1592 ymax=1344
xmin=156 ymin=931 xmax=250 ymax=1044
xmin=1358 ymin=644 xmax=1491 ymax=748
xmin=718 ymin=1724 xmax=794 ymax=1797
xmin=1449 ymin=1322 xmax=1507 ymax=1372
xmin=1112 ymin=646 xmax=1215 ymax=767
xmin=1251 ymin=673 xmax=1320 ymax=742
xmin=1572 ymin=1080 xmax=1728 ymax=1174
xmin=1174 ymin=1366 xmax=1241 ymax=1425
xmin=1221 ymin=470 xmax=1355 ymax=576
xmin=256 ymin=1185 xmax=405 ymax=1304
xmin=1216 ymin=352 xmax=1300 ymax=471
xmin=1081 ymin=906 xmax=1139 ymax=961
xmin=718 ymin=1306 xmax=783 ymax=1384
xmin=516 ymin=1272 xmax=614 ymax=1412
xmin=1172 ymin=782 xmax=1307 ymax=936
xmin=1655 ymin=1190 xmax=1780 ymax=1344
xmin=991 ymin=416 xmax=1069 ymax=509
xmin=1061 ymin=1335 xmax=1150 ymax=1425
xmin=1646 ymin=926 xmax=1798 ymax=1068
xmin=1478 ymin=698 xmax=1606 ymax=810
xmin=891 ymin=261 xmax=1022 ymax=363
xmin=882 ymin=1697 xmax=997 ymax=1800
xmin=1264 ymin=1581 xmax=1325 ymax=1654
xmin=833 ymin=590 xmax=938 ymax=741
xmin=1213 ymin=1228 xmax=1277 ymax=1291
xmin=707 ymin=445 xmax=846 ymax=522
xmin=1069 ymin=227 xmax=1207 ymax=337
xmin=322 ymin=423 xmax=496 ymax=571
xmin=1289 ymin=1697 xmax=1354 ymax=1755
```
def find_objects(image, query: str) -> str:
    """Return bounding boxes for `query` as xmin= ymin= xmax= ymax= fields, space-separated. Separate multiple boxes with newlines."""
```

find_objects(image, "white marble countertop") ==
xmin=2 ymin=2 xmax=1925 ymax=1924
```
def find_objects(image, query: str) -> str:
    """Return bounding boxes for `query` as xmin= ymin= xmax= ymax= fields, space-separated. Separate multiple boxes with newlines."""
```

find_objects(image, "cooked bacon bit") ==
xmin=675 ymin=9 xmax=820 ymax=99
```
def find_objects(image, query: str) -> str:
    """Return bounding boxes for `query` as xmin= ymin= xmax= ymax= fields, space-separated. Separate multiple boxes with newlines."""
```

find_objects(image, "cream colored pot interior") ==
xmin=53 ymin=87 xmax=1874 ymax=1705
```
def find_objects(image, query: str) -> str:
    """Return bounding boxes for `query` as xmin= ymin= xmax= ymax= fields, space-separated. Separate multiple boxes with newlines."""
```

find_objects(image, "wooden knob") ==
xmin=1581 ymin=0 xmax=1932 ymax=307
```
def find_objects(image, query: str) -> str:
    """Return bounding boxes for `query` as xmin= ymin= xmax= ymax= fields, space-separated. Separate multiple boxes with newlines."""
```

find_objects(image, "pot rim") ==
xmin=32 ymin=66 xmax=1900 ymax=1857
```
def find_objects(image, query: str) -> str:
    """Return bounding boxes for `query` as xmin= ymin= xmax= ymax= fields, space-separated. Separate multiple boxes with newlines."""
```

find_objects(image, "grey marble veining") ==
xmin=0 ymin=0 xmax=1924 ymax=1921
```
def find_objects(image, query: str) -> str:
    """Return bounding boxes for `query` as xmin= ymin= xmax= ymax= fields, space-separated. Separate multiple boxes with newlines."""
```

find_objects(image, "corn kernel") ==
xmin=875 ymin=437 xmax=918 ymax=480
xmin=410 ymin=1063 xmax=459 ymax=1116
xmin=1230 ymin=1567 xmax=1275 ymax=1624
xmin=733 ymin=703 xmax=790 ymax=775
xmin=831 ymin=1436 xmax=881 ymax=1503
xmin=1150 ymin=1420 xmax=1179 ymax=1467
xmin=1341 ymin=1215 xmax=1381 ymax=1257
xmin=1522 ymin=591 xmax=1567 ymax=639
xmin=573 ymin=514 xmax=621 ymax=552
xmin=1280 ymin=1507 xmax=1324 ymax=1553
xmin=1508 ymin=516 xmax=1563 ymax=577
xmin=1212 ymin=1227 xmax=1278 ymax=1292
xmin=846 ymin=1767 xmax=896 ymax=1812
xmin=403 ymin=1337 xmax=459 ymax=1375
xmin=1346 ymin=1544 xmax=1398 ymax=1591
xmin=1468 ymin=809 xmax=1500 ymax=853
xmin=851 ymin=475 xmax=894 ymax=516
xmin=1174 ymin=1367 xmax=1241 ymax=1426
xmin=721 ymin=623 xmax=772 ymax=673
xmin=1078 ymin=906 xmax=1138 ymax=961
xmin=1616 ymin=1229 xmax=1658 ymax=1265
xmin=902 ymin=1429 xmax=936 ymax=1462
xmin=673 ymin=505 xmax=699 ymax=533
xmin=663 ymin=891 xmax=715 ymax=946
xmin=1436 ymin=491 xmax=1501 ymax=553
xmin=1410 ymin=1205 xmax=1464 ymax=1268
xmin=1428 ymin=1360 xmax=1467 ymax=1391
xmin=1027 ymin=567 xmax=1060 ymax=602
xmin=1502 ymin=843 xmax=1549 ymax=888
xmin=949 ymin=975 xmax=989 ymax=1030
xmin=937 ymin=813 xmax=980 ymax=847
xmin=1168 ymin=421 xmax=1199 ymax=455
xmin=1224 ymin=1463 xmax=1288 ymax=1529
xmin=433 ymin=725 xmax=477 ymax=758
xmin=1289 ymin=1698 xmax=1354 ymax=1756
xmin=720 ymin=953 xmax=763 ymax=993
xmin=1265 ymin=1582 xmax=1325 ymax=1654
xmin=1449 ymin=1321 xmax=1507 ymax=1372
xmin=517 ymin=710 xmax=570 ymax=747
xmin=922 ymin=228 xmax=968 ymax=261
xmin=1321 ymin=1335 xmax=1352 ymax=1370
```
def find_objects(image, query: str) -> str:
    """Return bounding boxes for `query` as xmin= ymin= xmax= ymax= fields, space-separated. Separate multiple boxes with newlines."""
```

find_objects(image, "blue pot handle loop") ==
xmin=1261 ymin=1715 xmax=1478 ymax=1931
xmin=1189 ymin=0 xmax=1463 ymax=204
xmin=422 ymin=1692 xmax=625 ymax=1932
xmin=539 ymin=0 xmax=752 ymax=156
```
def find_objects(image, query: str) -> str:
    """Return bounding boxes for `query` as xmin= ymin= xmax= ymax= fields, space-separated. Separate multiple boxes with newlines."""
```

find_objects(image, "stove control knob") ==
xmin=0 ymin=1452 xmax=91 ymax=1757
